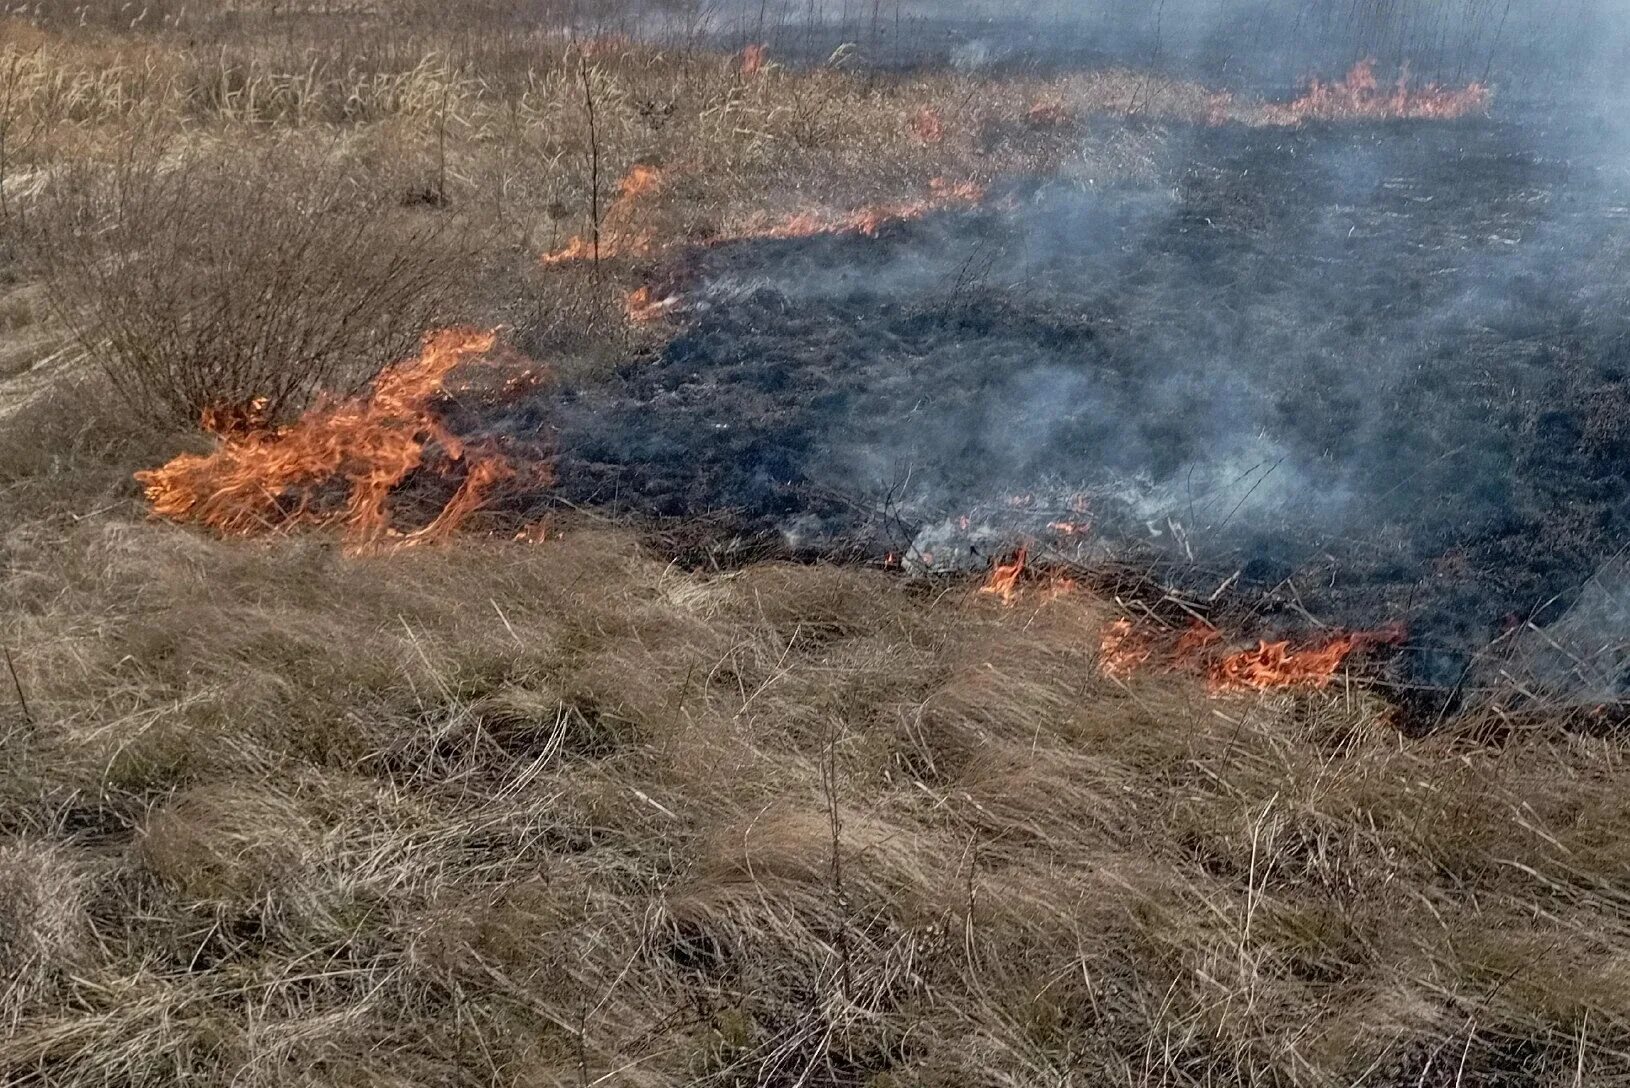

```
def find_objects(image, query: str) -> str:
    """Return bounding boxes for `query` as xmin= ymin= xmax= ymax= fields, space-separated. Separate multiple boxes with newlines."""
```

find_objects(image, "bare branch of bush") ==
xmin=36 ymin=144 xmax=465 ymax=428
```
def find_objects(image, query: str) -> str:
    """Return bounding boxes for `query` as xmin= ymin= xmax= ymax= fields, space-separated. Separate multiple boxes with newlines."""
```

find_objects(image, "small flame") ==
xmin=542 ymin=165 xmax=664 ymax=266
xmin=1099 ymin=618 xmax=1155 ymax=680
xmin=1025 ymin=96 xmax=1073 ymax=130
xmin=1207 ymin=626 xmax=1405 ymax=693
xmin=578 ymin=34 xmax=632 ymax=59
xmin=1045 ymin=574 xmax=1078 ymax=600
xmin=135 ymin=328 xmax=541 ymax=553
xmin=911 ymin=107 xmax=945 ymax=143
xmin=625 ymin=285 xmax=680 ymax=323
xmin=980 ymin=547 xmax=1027 ymax=605
xmin=543 ymin=175 xmax=984 ymax=271
xmin=1266 ymin=60 xmax=1490 ymax=123
xmin=739 ymin=43 xmax=768 ymax=77
xmin=735 ymin=178 xmax=986 ymax=243
xmin=1094 ymin=615 xmax=1404 ymax=694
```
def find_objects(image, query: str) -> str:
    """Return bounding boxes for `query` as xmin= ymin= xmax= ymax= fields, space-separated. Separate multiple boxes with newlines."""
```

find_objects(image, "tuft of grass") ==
xmin=0 ymin=840 xmax=89 ymax=1018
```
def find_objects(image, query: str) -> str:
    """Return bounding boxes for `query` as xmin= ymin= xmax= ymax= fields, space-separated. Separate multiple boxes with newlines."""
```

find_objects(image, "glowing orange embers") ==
xmin=135 ymin=329 xmax=539 ymax=553
xmin=542 ymin=165 xmax=664 ymax=266
xmin=1265 ymin=60 xmax=1490 ymax=123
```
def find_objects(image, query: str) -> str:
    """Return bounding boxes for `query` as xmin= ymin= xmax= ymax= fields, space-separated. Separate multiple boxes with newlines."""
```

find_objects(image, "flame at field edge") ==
xmin=135 ymin=327 xmax=544 ymax=554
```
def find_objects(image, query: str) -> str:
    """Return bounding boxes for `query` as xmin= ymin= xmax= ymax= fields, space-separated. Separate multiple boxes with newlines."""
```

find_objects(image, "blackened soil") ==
xmin=487 ymin=116 xmax=1630 ymax=694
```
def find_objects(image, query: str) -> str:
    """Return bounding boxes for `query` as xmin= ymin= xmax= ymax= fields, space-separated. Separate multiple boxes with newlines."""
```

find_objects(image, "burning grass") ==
xmin=1263 ymin=59 xmax=1492 ymax=123
xmin=134 ymin=329 xmax=547 ymax=553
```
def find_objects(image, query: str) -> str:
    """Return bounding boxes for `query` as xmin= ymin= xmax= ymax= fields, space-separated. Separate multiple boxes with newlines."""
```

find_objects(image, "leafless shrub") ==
xmin=37 ymin=144 xmax=465 ymax=428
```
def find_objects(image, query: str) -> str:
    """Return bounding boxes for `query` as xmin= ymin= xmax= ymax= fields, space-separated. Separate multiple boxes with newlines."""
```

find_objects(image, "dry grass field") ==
xmin=2 ymin=6 xmax=1627 ymax=1087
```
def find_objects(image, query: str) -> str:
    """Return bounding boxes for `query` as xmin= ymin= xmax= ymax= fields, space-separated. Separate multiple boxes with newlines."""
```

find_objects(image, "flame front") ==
xmin=135 ymin=328 xmax=534 ymax=553
xmin=1092 ymin=614 xmax=1404 ymax=694
xmin=1266 ymin=60 xmax=1490 ymax=123
xmin=1206 ymin=625 xmax=1406 ymax=692
xmin=546 ymin=175 xmax=985 ymax=274
xmin=738 ymin=179 xmax=986 ymax=242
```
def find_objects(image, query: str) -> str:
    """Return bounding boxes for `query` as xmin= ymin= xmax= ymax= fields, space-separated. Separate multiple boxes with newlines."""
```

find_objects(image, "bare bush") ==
xmin=37 ymin=145 xmax=465 ymax=428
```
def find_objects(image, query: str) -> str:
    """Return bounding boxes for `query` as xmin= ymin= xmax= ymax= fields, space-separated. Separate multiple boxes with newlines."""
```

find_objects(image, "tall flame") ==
xmin=135 ymin=328 xmax=535 ymax=553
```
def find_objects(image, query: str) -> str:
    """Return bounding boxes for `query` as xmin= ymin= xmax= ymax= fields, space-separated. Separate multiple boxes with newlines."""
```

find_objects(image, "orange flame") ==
xmin=1025 ymin=96 xmax=1073 ymax=130
xmin=980 ymin=547 xmax=1027 ymax=605
xmin=1207 ymin=625 xmax=1405 ymax=693
xmin=578 ymin=34 xmax=632 ymax=59
xmin=625 ymin=285 xmax=667 ymax=323
xmin=544 ymin=175 xmax=984 ymax=270
xmin=735 ymin=178 xmax=986 ymax=243
xmin=1266 ymin=60 xmax=1490 ymax=123
xmin=1099 ymin=618 xmax=1155 ymax=680
xmin=739 ymin=43 xmax=768 ymax=77
xmin=542 ymin=165 xmax=664 ymax=266
xmin=135 ymin=328 xmax=539 ymax=553
xmin=1094 ymin=614 xmax=1404 ymax=694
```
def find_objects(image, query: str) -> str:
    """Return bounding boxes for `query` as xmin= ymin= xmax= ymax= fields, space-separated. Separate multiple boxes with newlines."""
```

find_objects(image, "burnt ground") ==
xmin=477 ymin=114 xmax=1630 ymax=705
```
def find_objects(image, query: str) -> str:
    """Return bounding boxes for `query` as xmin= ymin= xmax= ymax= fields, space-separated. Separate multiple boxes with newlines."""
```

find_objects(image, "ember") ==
xmin=135 ymin=329 xmax=541 ymax=553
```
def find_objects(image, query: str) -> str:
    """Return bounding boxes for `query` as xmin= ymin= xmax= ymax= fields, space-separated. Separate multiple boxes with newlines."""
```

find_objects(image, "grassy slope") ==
xmin=1 ymin=13 xmax=1628 ymax=1088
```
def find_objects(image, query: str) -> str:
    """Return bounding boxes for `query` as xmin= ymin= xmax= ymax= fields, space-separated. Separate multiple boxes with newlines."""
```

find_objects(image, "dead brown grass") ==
xmin=1 ymin=513 xmax=1629 ymax=1085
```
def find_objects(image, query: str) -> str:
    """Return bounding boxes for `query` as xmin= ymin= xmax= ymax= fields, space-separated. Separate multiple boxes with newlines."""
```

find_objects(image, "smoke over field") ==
xmin=495 ymin=108 xmax=1628 ymax=712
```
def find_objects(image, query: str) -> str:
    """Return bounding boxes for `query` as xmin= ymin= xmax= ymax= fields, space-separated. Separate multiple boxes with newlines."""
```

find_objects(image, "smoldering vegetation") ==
xmin=529 ymin=111 xmax=1630 ymax=705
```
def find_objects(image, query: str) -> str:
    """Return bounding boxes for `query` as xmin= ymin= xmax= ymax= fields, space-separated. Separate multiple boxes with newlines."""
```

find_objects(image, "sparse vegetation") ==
xmin=0 ymin=5 xmax=1625 ymax=1087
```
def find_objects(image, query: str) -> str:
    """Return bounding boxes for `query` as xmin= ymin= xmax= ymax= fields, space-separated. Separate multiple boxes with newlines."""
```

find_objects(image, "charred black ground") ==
xmin=473 ymin=113 xmax=1630 ymax=707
